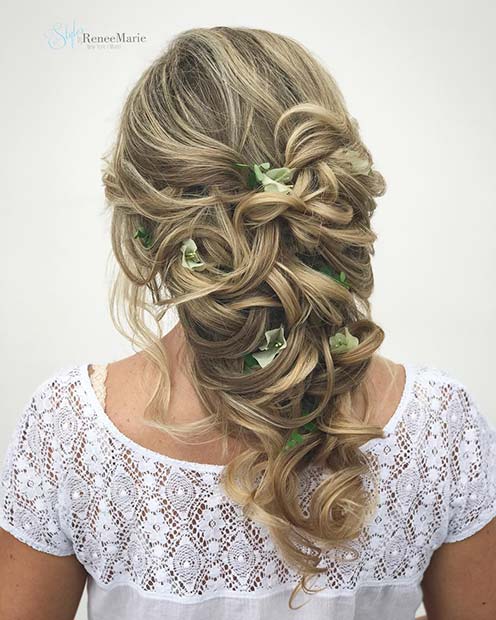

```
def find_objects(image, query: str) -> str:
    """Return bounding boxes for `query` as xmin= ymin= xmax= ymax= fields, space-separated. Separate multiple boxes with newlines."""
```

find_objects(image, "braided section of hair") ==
xmin=102 ymin=26 xmax=388 ymax=606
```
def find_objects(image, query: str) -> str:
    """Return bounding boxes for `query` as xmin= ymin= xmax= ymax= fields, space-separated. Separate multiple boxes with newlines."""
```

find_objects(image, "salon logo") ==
xmin=45 ymin=20 xmax=84 ymax=49
xmin=45 ymin=20 xmax=148 ymax=50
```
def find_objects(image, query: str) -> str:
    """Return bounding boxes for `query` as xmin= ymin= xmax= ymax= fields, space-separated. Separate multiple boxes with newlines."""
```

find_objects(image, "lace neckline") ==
xmin=78 ymin=361 xmax=419 ymax=474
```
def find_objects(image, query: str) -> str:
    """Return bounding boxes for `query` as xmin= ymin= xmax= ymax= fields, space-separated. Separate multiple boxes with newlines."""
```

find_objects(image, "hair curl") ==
xmin=101 ymin=25 xmax=388 ymax=608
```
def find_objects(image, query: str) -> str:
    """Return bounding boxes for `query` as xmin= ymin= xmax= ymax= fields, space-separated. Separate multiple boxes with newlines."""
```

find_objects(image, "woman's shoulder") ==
xmin=371 ymin=355 xmax=483 ymax=407
xmin=352 ymin=354 xmax=455 ymax=430
xmin=355 ymin=356 xmax=494 ymax=459
xmin=403 ymin=358 xmax=487 ymax=423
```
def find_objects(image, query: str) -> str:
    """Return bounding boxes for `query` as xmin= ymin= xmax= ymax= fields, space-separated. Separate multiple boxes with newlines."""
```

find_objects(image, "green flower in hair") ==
xmin=134 ymin=226 xmax=153 ymax=249
xmin=181 ymin=238 xmax=206 ymax=271
xmin=329 ymin=326 xmax=359 ymax=354
xmin=252 ymin=324 xmax=287 ymax=368
xmin=243 ymin=324 xmax=287 ymax=372
xmin=333 ymin=147 xmax=372 ymax=175
xmin=235 ymin=162 xmax=295 ymax=194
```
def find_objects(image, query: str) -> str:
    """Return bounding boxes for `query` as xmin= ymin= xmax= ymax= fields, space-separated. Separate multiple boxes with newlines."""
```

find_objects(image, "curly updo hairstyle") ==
xmin=101 ymin=26 xmax=388 ymax=607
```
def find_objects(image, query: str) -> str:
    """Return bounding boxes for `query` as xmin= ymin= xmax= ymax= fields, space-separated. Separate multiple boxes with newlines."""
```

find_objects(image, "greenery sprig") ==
xmin=284 ymin=418 xmax=318 ymax=452
xmin=283 ymin=394 xmax=320 ymax=452
xmin=134 ymin=226 xmax=153 ymax=249
xmin=317 ymin=263 xmax=351 ymax=290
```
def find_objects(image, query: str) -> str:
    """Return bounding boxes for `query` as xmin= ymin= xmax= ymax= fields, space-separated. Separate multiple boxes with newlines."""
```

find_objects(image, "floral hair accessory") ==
xmin=134 ymin=226 xmax=153 ymax=249
xmin=329 ymin=326 xmax=359 ymax=354
xmin=181 ymin=238 xmax=206 ymax=271
xmin=333 ymin=147 xmax=372 ymax=175
xmin=243 ymin=324 xmax=287 ymax=372
xmin=235 ymin=162 xmax=295 ymax=194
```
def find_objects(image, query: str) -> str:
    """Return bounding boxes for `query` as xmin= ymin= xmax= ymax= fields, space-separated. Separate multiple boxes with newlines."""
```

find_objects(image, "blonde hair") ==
xmin=101 ymin=26 xmax=388 ymax=607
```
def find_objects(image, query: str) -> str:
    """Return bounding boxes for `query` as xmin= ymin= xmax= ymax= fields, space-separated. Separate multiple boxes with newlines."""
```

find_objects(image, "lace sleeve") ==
xmin=0 ymin=376 xmax=74 ymax=555
xmin=444 ymin=381 xmax=496 ymax=543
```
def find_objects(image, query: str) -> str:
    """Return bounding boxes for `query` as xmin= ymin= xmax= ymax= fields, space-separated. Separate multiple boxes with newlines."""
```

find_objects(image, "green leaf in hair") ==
xmin=283 ymin=408 xmax=319 ymax=452
xmin=134 ymin=226 xmax=153 ymax=249
xmin=317 ymin=263 xmax=351 ymax=290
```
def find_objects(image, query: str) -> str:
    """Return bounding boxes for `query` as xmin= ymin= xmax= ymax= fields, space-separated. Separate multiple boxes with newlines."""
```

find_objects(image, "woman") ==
xmin=0 ymin=26 xmax=495 ymax=620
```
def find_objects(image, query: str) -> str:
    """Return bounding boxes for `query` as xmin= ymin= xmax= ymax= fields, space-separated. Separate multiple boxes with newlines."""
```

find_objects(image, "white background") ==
xmin=1 ymin=1 xmax=495 ymax=618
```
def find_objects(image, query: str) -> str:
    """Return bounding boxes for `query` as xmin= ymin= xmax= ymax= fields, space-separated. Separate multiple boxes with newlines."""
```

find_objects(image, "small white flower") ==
xmin=235 ymin=162 xmax=295 ymax=194
xmin=144 ymin=511 xmax=169 ymax=543
xmin=142 ymin=473 xmax=156 ymax=488
xmin=251 ymin=324 xmax=288 ymax=368
xmin=137 ymin=457 xmax=157 ymax=474
xmin=82 ymin=441 xmax=103 ymax=475
xmin=334 ymin=147 xmax=372 ymax=175
xmin=17 ymin=467 xmax=43 ymax=501
xmin=197 ymin=511 xmax=222 ymax=543
xmin=381 ymin=439 xmax=401 ymax=468
xmin=329 ymin=326 xmax=359 ymax=354
xmin=181 ymin=238 xmax=206 ymax=270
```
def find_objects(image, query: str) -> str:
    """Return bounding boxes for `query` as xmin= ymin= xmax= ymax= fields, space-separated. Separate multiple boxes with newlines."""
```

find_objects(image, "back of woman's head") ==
xmin=102 ymin=25 xmax=387 ymax=606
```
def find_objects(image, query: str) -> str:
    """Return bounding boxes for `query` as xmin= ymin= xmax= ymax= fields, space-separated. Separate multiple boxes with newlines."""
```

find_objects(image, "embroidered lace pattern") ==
xmin=1 ymin=361 xmax=496 ymax=602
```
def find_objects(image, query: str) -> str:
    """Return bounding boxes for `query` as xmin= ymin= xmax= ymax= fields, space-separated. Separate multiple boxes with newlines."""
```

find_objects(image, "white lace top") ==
xmin=1 ymin=361 xmax=496 ymax=620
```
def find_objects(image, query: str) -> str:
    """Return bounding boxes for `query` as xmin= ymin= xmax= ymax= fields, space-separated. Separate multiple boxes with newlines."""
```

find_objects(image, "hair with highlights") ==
xmin=101 ymin=26 xmax=388 ymax=607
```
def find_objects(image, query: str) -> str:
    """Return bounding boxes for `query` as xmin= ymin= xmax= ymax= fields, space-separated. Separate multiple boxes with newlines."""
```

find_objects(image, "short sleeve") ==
xmin=0 ymin=377 xmax=74 ymax=555
xmin=444 ymin=381 xmax=496 ymax=543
